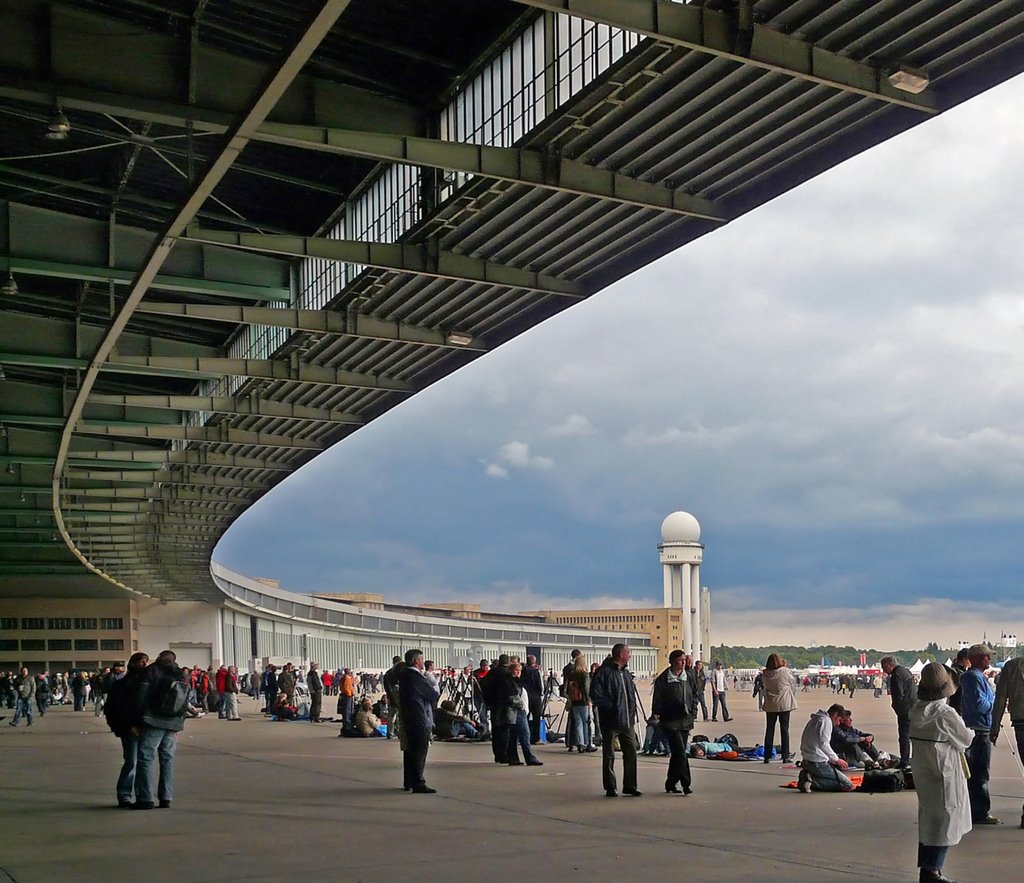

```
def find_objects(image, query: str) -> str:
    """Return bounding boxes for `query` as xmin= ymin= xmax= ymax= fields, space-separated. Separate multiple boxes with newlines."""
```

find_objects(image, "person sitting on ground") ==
xmin=354 ymin=697 xmax=385 ymax=736
xmin=434 ymin=700 xmax=480 ymax=740
xmin=271 ymin=692 xmax=298 ymax=721
xmin=831 ymin=708 xmax=884 ymax=768
xmin=796 ymin=703 xmax=853 ymax=793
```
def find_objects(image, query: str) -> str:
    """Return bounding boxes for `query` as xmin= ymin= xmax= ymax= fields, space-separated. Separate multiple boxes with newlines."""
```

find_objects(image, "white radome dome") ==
xmin=661 ymin=510 xmax=701 ymax=543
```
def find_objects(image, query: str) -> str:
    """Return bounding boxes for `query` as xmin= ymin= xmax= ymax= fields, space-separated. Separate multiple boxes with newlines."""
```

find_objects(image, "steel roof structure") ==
xmin=0 ymin=0 xmax=1021 ymax=601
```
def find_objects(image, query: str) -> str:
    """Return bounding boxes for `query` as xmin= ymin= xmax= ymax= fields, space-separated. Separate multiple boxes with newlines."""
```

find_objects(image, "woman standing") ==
xmin=910 ymin=662 xmax=974 ymax=883
xmin=103 ymin=652 xmax=149 ymax=808
xmin=761 ymin=653 xmax=797 ymax=763
xmin=565 ymin=655 xmax=593 ymax=754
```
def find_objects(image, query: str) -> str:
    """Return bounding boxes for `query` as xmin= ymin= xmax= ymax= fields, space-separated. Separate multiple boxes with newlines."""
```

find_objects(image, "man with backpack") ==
xmin=133 ymin=649 xmax=190 ymax=809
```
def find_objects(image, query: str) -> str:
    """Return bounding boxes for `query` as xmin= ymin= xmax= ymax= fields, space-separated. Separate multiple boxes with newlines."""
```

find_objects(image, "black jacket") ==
xmin=652 ymin=669 xmax=695 ymax=731
xmin=520 ymin=665 xmax=543 ymax=701
xmin=888 ymin=665 xmax=916 ymax=717
xmin=481 ymin=665 xmax=518 ymax=715
xmin=398 ymin=666 xmax=437 ymax=738
xmin=589 ymin=658 xmax=637 ymax=731
xmin=136 ymin=660 xmax=189 ymax=732
xmin=105 ymin=670 xmax=145 ymax=738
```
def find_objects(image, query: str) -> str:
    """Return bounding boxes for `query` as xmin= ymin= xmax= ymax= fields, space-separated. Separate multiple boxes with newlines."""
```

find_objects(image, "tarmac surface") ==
xmin=1 ymin=683 xmax=1020 ymax=882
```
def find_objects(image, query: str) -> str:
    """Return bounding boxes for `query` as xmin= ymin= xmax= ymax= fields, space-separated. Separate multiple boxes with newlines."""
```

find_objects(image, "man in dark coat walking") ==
xmin=399 ymin=648 xmax=439 ymax=794
xmin=589 ymin=643 xmax=641 ymax=797
xmin=652 ymin=650 xmax=696 ymax=794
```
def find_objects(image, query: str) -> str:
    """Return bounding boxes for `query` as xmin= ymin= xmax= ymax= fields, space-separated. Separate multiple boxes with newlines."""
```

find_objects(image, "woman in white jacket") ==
xmin=909 ymin=662 xmax=974 ymax=883
xmin=761 ymin=653 xmax=798 ymax=763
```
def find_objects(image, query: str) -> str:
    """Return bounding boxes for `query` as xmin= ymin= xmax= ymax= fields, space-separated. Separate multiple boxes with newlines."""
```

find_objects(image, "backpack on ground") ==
xmin=857 ymin=769 xmax=905 ymax=793
xmin=150 ymin=675 xmax=190 ymax=717
xmin=717 ymin=732 xmax=740 ymax=749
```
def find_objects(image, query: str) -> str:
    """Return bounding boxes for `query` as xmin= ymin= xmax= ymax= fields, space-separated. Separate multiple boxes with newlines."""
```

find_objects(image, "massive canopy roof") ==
xmin=0 ymin=0 xmax=1021 ymax=600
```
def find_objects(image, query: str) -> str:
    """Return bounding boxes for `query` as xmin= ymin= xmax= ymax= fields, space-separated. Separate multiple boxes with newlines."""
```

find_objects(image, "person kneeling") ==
xmin=797 ymin=704 xmax=853 ymax=793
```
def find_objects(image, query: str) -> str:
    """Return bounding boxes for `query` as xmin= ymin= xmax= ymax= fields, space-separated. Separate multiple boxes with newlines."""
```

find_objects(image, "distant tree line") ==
xmin=707 ymin=644 xmax=953 ymax=670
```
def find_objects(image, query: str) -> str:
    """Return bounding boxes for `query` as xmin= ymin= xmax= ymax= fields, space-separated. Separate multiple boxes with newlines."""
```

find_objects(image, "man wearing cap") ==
xmin=990 ymin=652 xmax=1024 ymax=828
xmin=881 ymin=656 xmax=916 ymax=770
xmin=959 ymin=644 xmax=998 ymax=824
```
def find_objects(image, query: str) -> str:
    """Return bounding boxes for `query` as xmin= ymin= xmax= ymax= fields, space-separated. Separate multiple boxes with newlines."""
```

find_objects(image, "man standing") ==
xmin=560 ymin=649 xmax=581 ymax=748
xmin=590 ymin=643 xmax=642 ymax=797
xmin=277 ymin=663 xmax=296 ymax=706
xmin=710 ymin=661 xmax=733 ymax=722
xmin=652 ymin=650 xmax=695 ymax=794
xmin=796 ymin=704 xmax=853 ymax=793
xmin=307 ymin=662 xmax=323 ymax=723
xmin=881 ymin=656 xmax=916 ymax=769
xmin=134 ymin=650 xmax=189 ymax=809
xmin=692 ymin=660 xmax=709 ymax=721
xmin=9 ymin=667 xmax=35 ymax=727
xmin=522 ymin=655 xmax=544 ymax=744
xmin=214 ymin=665 xmax=229 ymax=718
xmin=399 ymin=649 xmax=439 ymax=793
xmin=990 ymin=652 xmax=1024 ymax=828
xmin=959 ymin=644 xmax=998 ymax=824
xmin=260 ymin=664 xmax=278 ymax=714
xmin=481 ymin=654 xmax=517 ymax=764
xmin=338 ymin=668 xmax=355 ymax=725
xmin=221 ymin=666 xmax=241 ymax=721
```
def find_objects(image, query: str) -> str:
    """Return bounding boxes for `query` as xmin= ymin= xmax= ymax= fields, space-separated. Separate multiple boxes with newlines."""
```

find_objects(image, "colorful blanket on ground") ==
xmin=781 ymin=775 xmax=863 ymax=789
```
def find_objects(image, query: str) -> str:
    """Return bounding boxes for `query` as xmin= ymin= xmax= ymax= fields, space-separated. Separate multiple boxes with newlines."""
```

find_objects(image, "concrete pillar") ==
xmin=691 ymin=564 xmax=702 ymax=661
xmin=680 ymin=563 xmax=692 ymax=654
xmin=663 ymin=564 xmax=674 ymax=609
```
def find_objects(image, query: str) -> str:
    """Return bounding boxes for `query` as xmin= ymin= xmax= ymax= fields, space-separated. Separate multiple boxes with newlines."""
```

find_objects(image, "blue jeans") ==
xmin=918 ymin=844 xmax=948 ymax=872
xmin=712 ymin=691 xmax=729 ymax=720
xmin=117 ymin=734 xmax=139 ymax=803
xmin=11 ymin=697 xmax=33 ymax=725
xmin=801 ymin=760 xmax=853 ymax=792
xmin=508 ymin=710 xmax=538 ymax=763
xmin=571 ymin=705 xmax=592 ymax=749
xmin=136 ymin=725 xmax=177 ymax=804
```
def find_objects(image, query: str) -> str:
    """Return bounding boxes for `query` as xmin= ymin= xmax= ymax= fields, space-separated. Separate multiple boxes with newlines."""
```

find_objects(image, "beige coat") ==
xmin=909 ymin=699 xmax=974 ymax=847
xmin=761 ymin=667 xmax=798 ymax=713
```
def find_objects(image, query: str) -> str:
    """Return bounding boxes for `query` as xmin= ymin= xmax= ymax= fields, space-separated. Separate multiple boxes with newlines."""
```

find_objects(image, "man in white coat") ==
xmin=910 ymin=662 xmax=974 ymax=883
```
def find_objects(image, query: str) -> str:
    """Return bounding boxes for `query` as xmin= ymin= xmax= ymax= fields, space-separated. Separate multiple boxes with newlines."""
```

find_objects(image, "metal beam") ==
xmin=87 ymin=394 xmax=366 ymax=426
xmin=255 ymin=125 xmax=727 ymax=221
xmin=77 ymin=422 xmax=326 ymax=451
xmin=68 ymin=450 xmax=296 ymax=471
xmin=65 ymin=469 xmax=272 ymax=489
xmin=183 ymin=229 xmax=585 ymax=297
xmin=134 ymin=302 xmax=485 ymax=351
xmin=103 ymin=354 xmax=414 ymax=394
xmin=0 ymin=254 xmax=289 ymax=303
xmin=513 ymin=0 xmax=939 ymax=114
xmin=0 ymin=1 xmax=421 ymax=134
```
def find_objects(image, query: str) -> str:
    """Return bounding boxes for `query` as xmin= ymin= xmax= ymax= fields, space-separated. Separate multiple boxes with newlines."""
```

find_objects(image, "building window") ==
xmin=48 ymin=618 xmax=73 ymax=630
xmin=48 ymin=639 xmax=72 ymax=651
xmin=21 ymin=639 xmax=45 ymax=651
xmin=99 ymin=618 xmax=123 ymax=630
xmin=74 ymin=618 xmax=97 ymax=630
xmin=132 ymin=640 xmax=138 ymax=651
xmin=100 ymin=639 xmax=124 ymax=651
xmin=131 ymin=619 xmax=139 ymax=630
xmin=0 ymin=639 xmax=17 ymax=650
xmin=74 ymin=639 xmax=98 ymax=651
xmin=21 ymin=617 xmax=44 ymax=630
xmin=0 ymin=617 xmax=18 ymax=629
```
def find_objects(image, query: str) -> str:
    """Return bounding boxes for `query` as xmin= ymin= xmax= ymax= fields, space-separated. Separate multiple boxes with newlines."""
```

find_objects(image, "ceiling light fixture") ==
xmin=887 ymin=65 xmax=929 ymax=94
xmin=46 ymin=102 xmax=71 ymax=140
xmin=445 ymin=331 xmax=474 ymax=347
xmin=0 ymin=271 xmax=17 ymax=297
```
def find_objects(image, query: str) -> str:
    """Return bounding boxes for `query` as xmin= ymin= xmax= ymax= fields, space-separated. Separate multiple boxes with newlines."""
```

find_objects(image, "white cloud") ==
xmin=496 ymin=440 xmax=553 ymax=471
xmin=547 ymin=414 xmax=597 ymax=438
xmin=484 ymin=463 xmax=509 ymax=479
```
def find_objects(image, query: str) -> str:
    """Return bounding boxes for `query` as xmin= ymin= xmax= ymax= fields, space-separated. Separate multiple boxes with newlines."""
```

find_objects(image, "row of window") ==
xmin=0 ymin=618 xmax=125 ymax=631
xmin=0 ymin=639 xmax=125 ymax=652
xmin=556 ymin=614 xmax=657 ymax=625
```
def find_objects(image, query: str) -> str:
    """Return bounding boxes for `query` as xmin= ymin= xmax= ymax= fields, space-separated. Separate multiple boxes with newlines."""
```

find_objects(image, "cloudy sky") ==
xmin=216 ymin=71 xmax=1024 ymax=652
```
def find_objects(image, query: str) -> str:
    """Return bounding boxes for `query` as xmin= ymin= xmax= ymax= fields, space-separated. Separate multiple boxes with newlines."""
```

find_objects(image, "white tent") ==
xmin=910 ymin=658 xmax=928 ymax=675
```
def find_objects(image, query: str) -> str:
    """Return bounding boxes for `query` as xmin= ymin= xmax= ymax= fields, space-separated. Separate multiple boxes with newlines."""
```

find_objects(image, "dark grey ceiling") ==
xmin=0 ymin=0 xmax=1021 ymax=600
